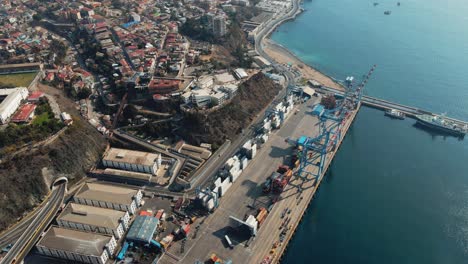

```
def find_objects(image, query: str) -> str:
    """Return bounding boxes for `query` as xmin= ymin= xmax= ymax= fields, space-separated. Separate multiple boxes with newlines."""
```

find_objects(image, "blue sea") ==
xmin=271 ymin=0 xmax=468 ymax=263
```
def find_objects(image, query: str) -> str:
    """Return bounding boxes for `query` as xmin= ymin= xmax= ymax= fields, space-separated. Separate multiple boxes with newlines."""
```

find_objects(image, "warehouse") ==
xmin=0 ymin=87 xmax=29 ymax=124
xmin=57 ymin=203 xmax=130 ymax=239
xmin=36 ymin=226 xmax=117 ymax=264
xmin=102 ymin=147 xmax=162 ymax=175
xmin=73 ymin=183 xmax=143 ymax=214
xmin=126 ymin=215 xmax=159 ymax=244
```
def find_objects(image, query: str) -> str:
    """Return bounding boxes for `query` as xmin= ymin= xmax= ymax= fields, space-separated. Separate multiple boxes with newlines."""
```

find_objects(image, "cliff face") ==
xmin=0 ymin=118 xmax=106 ymax=231
xmin=179 ymin=73 xmax=281 ymax=148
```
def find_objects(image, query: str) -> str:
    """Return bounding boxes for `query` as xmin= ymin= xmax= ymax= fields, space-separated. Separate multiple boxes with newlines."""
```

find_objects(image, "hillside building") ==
xmin=102 ymin=148 xmax=162 ymax=175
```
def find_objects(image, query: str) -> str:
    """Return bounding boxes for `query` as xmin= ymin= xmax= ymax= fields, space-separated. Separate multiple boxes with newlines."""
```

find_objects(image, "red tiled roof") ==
xmin=11 ymin=104 xmax=36 ymax=123
xmin=28 ymin=91 xmax=44 ymax=101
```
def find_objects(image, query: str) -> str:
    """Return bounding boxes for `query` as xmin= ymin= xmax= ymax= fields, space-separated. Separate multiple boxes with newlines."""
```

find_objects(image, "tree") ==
xmin=123 ymin=104 xmax=138 ymax=120
xmin=320 ymin=95 xmax=337 ymax=109
xmin=77 ymin=87 xmax=92 ymax=100
xmin=32 ymin=14 xmax=43 ymax=21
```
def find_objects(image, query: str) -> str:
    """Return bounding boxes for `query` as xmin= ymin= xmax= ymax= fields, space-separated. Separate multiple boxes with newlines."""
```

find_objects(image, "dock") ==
xmin=316 ymin=86 xmax=468 ymax=127
xmin=161 ymin=93 xmax=362 ymax=264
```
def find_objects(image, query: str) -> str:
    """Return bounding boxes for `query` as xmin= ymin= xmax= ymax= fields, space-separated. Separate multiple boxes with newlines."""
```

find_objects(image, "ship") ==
xmin=415 ymin=114 xmax=467 ymax=137
xmin=385 ymin=109 xmax=405 ymax=120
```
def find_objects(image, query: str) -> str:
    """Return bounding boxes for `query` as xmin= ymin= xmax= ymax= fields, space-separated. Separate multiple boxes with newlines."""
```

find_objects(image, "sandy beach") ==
xmin=263 ymin=38 xmax=344 ymax=91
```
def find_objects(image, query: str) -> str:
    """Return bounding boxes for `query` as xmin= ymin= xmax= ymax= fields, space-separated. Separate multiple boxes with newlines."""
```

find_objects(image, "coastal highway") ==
xmin=1 ymin=183 xmax=66 ymax=264
xmin=254 ymin=0 xmax=301 ymax=88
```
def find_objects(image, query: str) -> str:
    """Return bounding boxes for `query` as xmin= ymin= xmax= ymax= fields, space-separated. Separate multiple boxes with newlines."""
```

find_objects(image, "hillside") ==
xmin=0 ymin=114 xmax=106 ymax=231
xmin=178 ymin=73 xmax=281 ymax=148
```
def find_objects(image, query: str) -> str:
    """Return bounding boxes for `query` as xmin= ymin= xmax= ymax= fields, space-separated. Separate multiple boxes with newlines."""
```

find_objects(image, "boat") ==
xmin=373 ymin=2 xmax=379 ymax=6
xmin=384 ymin=11 xmax=392 ymax=15
xmin=385 ymin=109 xmax=405 ymax=120
xmin=414 ymin=114 xmax=467 ymax=137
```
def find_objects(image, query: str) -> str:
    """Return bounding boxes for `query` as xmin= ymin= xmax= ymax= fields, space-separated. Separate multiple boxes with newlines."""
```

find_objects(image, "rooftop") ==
xmin=11 ymin=103 xmax=35 ymax=122
xmin=126 ymin=215 xmax=159 ymax=243
xmin=103 ymin=147 xmax=160 ymax=167
xmin=37 ymin=226 xmax=113 ymax=256
xmin=57 ymin=203 xmax=126 ymax=229
xmin=75 ymin=182 xmax=139 ymax=206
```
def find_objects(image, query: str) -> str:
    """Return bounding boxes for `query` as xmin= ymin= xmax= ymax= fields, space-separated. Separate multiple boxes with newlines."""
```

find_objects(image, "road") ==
xmin=1 ymin=183 xmax=66 ymax=264
xmin=0 ymin=209 xmax=41 ymax=249
xmin=254 ymin=0 xmax=301 ymax=88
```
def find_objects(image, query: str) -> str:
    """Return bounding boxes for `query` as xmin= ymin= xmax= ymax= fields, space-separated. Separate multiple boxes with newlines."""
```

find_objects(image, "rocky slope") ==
xmin=178 ymin=73 xmax=281 ymax=148
xmin=0 ymin=116 xmax=106 ymax=231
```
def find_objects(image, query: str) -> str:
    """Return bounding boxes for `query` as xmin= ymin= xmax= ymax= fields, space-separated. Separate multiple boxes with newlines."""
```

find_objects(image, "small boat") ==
xmin=397 ymin=2 xmax=401 ymax=6
xmin=384 ymin=10 xmax=392 ymax=15
xmin=385 ymin=109 xmax=405 ymax=120
xmin=373 ymin=2 xmax=379 ymax=6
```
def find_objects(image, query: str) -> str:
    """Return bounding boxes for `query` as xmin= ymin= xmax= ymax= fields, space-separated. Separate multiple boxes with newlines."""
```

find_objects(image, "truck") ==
xmin=272 ymin=165 xmax=293 ymax=193
xmin=256 ymin=207 xmax=268 ymax=227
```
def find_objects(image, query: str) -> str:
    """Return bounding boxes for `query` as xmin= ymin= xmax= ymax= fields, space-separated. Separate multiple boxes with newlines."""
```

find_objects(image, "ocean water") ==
xmin=271 ymin=0 xmax=468 ymax=263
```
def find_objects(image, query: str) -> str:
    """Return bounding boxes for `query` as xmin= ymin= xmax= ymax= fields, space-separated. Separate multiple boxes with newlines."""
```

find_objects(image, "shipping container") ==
xmin=256 ymin=208 xmax=268 ymax=227
xmin=241 ymin=157 xmax=249 ymax=170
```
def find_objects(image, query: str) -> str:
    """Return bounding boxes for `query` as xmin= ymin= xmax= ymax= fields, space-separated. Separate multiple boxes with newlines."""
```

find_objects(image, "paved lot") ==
xmin=158 ymin=96 xmax=327 ymax=264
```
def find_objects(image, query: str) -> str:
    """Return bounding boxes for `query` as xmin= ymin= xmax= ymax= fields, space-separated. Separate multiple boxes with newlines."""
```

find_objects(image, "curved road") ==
xmin=1 ymin=183 xmax=66 ymax=264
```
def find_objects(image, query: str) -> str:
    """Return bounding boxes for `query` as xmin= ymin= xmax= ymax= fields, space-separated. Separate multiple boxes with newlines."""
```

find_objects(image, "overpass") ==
xmin=316 ymin=86 xmax=468 ymax=127
xmin=1 ymin=179 xmax=67 ymax=264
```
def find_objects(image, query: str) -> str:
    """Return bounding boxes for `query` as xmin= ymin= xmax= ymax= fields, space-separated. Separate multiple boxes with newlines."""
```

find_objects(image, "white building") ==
xmin=57 ymin=203 xmax=130 ymax=240
xmin=102 ymin=148 xmax=162 ymax=175
xmin=73 ymin=183 xmax=143 ymax=214
xmin=234 ymin=68 xmax=248 ymax=79
xmin=191 ymin=89 xmax=212 ymax=108
xmin=197 ymin=76 xmax=214 ymax=89
xmin=36 ymin=226 xmax=117 ymax=264
xmin=0 ymin=87 xmax=29 ymax=124
xmin=220 ymin=84 xmax=238 ymax=98
xmin=211 ymin=92 xmax=227 ymax=106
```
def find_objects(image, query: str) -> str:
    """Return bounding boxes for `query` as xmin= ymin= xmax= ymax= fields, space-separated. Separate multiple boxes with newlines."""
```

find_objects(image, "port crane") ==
xmin=295 ymin=65 xmax=377 ymax=183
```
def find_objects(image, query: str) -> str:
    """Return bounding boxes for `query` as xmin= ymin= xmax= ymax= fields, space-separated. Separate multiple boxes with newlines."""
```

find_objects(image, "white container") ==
xmin=206 ymin=198 xmax=215 ymax=211
xmin=241 ymin=157 xmax=249 ymax=169
xmin=214 ymin=177 xmax=222 ymax=187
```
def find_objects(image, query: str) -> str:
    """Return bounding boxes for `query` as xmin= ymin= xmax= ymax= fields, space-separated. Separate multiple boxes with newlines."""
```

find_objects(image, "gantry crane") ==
xmin=295 ymin=65 xmax=377 ymax=183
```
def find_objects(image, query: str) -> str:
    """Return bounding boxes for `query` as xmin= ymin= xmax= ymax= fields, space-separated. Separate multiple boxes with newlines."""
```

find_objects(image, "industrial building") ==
xmin=0 ymin=87 xmax=29 ymax=124
xmin=126 ymin=215 xmax=159 ymax=244
xmin=102 ymin=147 xmax=162 ymax=175
xmin=56 ymin=203 xmax=130 ymax=239
xmin=74 ymin=183 xmax=143 ymax=214
xmin=36 ymin=226 xmax=117 ymax=264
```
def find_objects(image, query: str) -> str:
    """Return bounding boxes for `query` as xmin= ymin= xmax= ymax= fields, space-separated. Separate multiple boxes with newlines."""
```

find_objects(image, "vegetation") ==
xmin=0 ymin=117 xmax=106 ymax=232
xmin=180 ymin=16 xmax=214 ymax=42
xmin=0 ymin=98 xmax=63 ymax=149
xmin=321 ymin=95 xmax=337 ymax=109
xmin=0 ymin=72 xmax=38 ymax=88
xmin=49 ymin=39 xmax=68 ymax=65
xmin=178 ymin=73 xmax=281 ymax=146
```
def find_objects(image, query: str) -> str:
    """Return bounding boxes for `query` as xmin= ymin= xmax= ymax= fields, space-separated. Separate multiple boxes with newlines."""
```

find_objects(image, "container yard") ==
xmin=156 ymin=66 xmax=374 ymax=263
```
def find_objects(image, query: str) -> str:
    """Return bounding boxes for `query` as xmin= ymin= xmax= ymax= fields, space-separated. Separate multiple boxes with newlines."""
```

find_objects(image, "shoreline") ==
xmin=263 ymin=38 xmax=344 ymax=91
xmin=258 ymin=0 xmax=344 ymax=91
